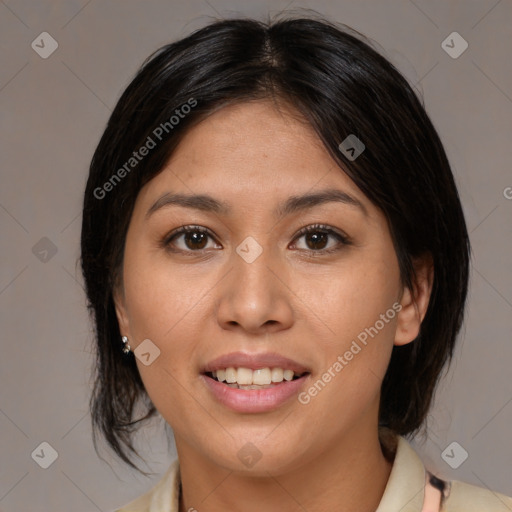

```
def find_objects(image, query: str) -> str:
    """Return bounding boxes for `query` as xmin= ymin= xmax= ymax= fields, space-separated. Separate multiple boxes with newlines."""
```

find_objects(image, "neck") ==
xmin=175 ymin=423 xmax=393 ymax=512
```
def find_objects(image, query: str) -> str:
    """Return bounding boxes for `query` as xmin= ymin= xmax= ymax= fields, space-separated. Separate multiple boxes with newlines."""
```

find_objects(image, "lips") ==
xmin=200 ymin=351 xmax=312 ymax=413
xmin=201 ymin=372 xmax=310 ymax=413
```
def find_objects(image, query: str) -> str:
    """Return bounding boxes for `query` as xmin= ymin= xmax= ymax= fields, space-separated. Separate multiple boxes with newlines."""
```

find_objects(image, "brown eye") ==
xmin=292 ymin=224 xmax=350 ymax=254
xmin=304 ymin=231 xmax=329 ymax=250
xmin=182 ymin=230 xmax=208 ymax=250
xmin=163 ymin=226 xmax=219 ymax=252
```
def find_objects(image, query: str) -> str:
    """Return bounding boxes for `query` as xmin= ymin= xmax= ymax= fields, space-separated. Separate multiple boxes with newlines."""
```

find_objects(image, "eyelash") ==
xmin=162 ymin=223 xmax=351 ymax=256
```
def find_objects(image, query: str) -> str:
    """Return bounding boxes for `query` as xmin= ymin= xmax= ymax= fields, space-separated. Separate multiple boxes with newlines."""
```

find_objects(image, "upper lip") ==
xmin=202 ymin=351 xmax=311 ymax=374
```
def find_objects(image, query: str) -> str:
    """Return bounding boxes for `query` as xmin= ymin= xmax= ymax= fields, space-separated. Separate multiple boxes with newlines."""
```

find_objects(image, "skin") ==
xmin=114 ymin=100 xmax=433 ymax=512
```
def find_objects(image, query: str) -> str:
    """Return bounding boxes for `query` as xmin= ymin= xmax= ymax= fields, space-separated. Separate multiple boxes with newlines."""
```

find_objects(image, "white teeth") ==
xmin=209 ymin=367 xmax=305 ymax=386
xmin=236 ymin=367 xmax=253 ymax=385
xmin=225 ymin=367 xmax=237 ymax=383
xmin=283 ymin=369 xmax=294 ymax=381
xmin=271 ymin=368 xmax=284 ymax=382
xmin=253 ymin=368 xmax=272 ymax=385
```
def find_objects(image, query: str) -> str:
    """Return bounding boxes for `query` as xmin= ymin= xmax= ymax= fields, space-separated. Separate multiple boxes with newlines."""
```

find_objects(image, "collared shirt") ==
xmin=117 ymin=436 xmax=512 ymax=512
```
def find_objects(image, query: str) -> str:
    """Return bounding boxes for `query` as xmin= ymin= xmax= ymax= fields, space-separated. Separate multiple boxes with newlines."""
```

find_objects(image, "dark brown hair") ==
xmin=81 ymin=15 xmax=470 ymax=472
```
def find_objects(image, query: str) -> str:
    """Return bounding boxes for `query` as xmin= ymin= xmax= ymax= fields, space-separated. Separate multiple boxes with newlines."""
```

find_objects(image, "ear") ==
xmin=113 ymin=283 xmax=131 ymax=338
xmin=394 ymin=254 xmax=434 ymax=346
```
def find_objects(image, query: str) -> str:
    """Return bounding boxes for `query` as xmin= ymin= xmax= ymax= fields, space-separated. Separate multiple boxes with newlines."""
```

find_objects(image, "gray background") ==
xmin=1 ymin=0 xmax=511 ymax=510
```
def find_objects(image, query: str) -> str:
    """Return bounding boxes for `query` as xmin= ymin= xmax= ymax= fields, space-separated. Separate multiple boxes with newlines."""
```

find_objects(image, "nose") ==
xmin=215 ymin=240 xmax=294 ymax=335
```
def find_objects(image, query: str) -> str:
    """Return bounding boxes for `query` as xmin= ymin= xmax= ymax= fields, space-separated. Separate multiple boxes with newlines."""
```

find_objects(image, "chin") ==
xmin=204 ymin=439 xmax=310 ymax=476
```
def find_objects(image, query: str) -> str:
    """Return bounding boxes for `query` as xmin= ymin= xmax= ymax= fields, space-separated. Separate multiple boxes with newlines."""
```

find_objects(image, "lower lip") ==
xmin=201 ymin=374 xmax=310 ymax=413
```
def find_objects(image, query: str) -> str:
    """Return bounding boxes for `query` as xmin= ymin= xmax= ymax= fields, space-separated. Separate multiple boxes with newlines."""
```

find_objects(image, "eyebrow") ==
xmin=146 ymin=188 xmax=367 ymax=220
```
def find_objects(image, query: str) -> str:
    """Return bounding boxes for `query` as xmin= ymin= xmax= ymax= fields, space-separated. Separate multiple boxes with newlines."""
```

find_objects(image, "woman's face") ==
xmin=114 ymin=100 xmax=421 ymax=475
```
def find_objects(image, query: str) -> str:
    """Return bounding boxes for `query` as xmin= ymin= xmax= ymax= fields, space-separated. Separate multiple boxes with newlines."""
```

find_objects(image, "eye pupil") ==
xmin=185 ymin=231 xmax=207 ymax=250
xmin=306 ymin=232 xmax=328 ymax=250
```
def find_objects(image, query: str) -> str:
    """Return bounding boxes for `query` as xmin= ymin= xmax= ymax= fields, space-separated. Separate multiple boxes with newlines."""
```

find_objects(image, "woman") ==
xmin=80 ymin=16 xmax=512 ymax=512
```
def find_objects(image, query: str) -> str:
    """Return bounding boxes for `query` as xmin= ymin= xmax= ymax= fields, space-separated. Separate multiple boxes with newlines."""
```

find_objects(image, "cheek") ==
xmin=316 ymin=249 xmax=400 ymax=339
xmin=302 ymin=246 xmax=400 ymax=406
xmin=302 ymin=307 xmax=396 ymax=435
xmin=122 ymin=249 xmax=207 ymax=419
xmin=122 ymin=243 xmax=202 ymax=341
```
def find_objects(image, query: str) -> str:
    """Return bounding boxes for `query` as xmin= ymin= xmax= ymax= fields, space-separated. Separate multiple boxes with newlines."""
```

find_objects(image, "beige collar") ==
xmin=376 ymin=436 xmax=426 ymax=511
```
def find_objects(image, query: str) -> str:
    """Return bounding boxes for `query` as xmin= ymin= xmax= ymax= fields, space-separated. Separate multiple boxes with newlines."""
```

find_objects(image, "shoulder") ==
xmin=383 ymin=433 xmax=512 ymax=512
xmin=443 ymin=479 xmax=512 ymax=511
xmin=116 ymin=459 xmax=180 ymax=512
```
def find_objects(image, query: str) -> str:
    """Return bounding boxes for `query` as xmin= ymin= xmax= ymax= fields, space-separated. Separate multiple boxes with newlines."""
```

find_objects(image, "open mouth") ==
xmin=204 ymin=368 xmax=310 ymax=390
xmin=201 ymin=363 xmax=312 ymax=412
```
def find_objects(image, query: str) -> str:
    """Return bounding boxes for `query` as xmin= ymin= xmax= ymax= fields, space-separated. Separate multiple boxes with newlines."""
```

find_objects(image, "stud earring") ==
xmin=121 ymin=336 xmax=131 ymax=354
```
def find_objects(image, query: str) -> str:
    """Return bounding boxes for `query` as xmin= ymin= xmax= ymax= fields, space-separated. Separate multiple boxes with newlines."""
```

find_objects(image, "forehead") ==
xmin=170 ymin=101 xmax=328 ymax=175
xmin=136 ymin=100 xmax=371 ymax=215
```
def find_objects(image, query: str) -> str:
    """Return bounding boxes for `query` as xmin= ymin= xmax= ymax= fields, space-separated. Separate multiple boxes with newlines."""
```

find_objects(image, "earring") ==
xmin=121 ymin=336 xmax=131 ymax=354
